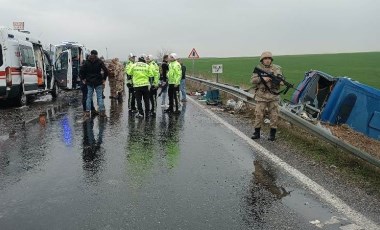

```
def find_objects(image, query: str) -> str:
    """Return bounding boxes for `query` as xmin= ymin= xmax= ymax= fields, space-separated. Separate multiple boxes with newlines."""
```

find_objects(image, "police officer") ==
xmin=124 ymin=53 xmax=137 ymax=113
xmin=146 ymin=55 xmax=160 ymax=117
xmin=128 ymin=55 xmax=150 ymax=118
xmin=251 ymin=51 xmax=283 ymax=141
xmin=164 ymin=53 xmax=182 ymax=114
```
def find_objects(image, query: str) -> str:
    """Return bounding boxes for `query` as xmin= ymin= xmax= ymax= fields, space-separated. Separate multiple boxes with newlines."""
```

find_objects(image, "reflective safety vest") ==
xmin=148 ymin=61 xmax=160 ymax=87
xmin=168 ymin=61 xmax=182 ymax=85
xmin=124 ymin=61 xmax=135 ymax=84
xmin=129 ymin=62 xmax=150 ymax=87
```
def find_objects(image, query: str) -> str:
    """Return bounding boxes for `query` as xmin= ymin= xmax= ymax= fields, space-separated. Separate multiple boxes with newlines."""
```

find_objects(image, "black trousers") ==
xmin=128 ymin=86 xmax=136 ymax=110
xmin=134 ymin=86 xmax=150 ymax=115
xmin=81 ymin=84 xmax=95 ymax=111
xmin=149 ymin=86 xmax=158 ymax=113
xmin=168 ymin=84 xmax=180 ymax=111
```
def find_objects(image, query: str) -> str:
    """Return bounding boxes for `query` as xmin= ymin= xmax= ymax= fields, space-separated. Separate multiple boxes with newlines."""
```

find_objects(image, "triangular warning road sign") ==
xmin=188 ymin=48 xmax=200 ymax=59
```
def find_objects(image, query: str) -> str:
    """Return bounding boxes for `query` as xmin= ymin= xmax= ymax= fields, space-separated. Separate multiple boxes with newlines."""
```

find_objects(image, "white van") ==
xmin=54 ymin=41 xmax=89 ymax=90
xmin=0 ymin=27 xmax=58 ymax=106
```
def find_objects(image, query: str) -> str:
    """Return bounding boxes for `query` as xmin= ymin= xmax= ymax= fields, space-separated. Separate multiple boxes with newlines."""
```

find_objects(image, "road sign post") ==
xmin=188 ymin=48 xmax=200 ymax=76
xmin=212 ymin=64 xmax=223 ymax=83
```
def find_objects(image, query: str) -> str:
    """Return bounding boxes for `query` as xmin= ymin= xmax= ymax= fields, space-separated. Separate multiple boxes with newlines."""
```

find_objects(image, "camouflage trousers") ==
xmin=109 ymin=77 xmax=124 ymax=96
xmin=254 ymin=100 xmax=279 ymax=129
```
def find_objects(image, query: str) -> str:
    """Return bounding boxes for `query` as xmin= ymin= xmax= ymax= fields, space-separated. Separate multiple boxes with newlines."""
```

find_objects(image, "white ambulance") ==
xmin=54 ymin=41 xmax=89 ymax=89
xmin=0 ymin=27 xmax=58 ymax=106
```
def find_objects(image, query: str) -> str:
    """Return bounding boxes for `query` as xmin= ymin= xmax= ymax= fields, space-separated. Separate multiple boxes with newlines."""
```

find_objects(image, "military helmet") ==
xmin=260 ymin=51 xmax=273 ymax=61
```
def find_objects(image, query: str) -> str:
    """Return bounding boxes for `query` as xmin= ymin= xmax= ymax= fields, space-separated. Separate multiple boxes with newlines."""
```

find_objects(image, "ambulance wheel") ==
xmin=16 ymin=89 xmax=27 ymax=107
xmin=51 ymin=82 xmax=59 ymax=99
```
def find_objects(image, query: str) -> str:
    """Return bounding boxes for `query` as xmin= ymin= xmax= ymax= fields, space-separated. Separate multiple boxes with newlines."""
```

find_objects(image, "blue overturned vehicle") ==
xmin=285 ymin=70 xmax=380 ymax=140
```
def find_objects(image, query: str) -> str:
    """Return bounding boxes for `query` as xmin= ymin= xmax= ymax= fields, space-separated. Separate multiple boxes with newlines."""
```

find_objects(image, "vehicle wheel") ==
xmin=51 ymin=81 xmax=59 ymax=99
xmin=16 ymin=89 xmax=27 ymax=107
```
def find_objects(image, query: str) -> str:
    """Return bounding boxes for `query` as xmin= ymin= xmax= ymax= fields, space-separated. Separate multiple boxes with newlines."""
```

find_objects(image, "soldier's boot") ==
xmin=268 ymin=128 xmax=277 ymax=141
xmin=251 ymin=128 xmax=261 ymax=140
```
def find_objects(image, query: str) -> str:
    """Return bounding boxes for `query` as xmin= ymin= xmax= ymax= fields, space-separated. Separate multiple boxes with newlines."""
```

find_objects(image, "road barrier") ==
xmin=187 ymin=75 xmax=380 ymax=169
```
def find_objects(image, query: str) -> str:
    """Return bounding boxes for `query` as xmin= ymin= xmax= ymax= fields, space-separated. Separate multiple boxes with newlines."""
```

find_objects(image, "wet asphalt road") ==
xmin=0 ymin=94 xmax=369 ymax=229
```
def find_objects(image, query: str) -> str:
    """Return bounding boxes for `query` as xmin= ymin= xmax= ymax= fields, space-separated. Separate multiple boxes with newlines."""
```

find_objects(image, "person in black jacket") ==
xmin=80 ymin=54 xmax=97 ymax=115
xmin=179 ymin=60 xmax=187 ymax=102
xmin=80 ymin=50 xmax=109 ymax=118
xmin=160 ymin=55 xmax=169 ymax=106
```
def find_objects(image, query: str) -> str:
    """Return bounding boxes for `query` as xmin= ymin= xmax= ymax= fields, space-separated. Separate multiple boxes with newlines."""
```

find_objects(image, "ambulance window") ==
xmin=71 ymin=48 xmax=79 ymax=58
xmin=20 ymin=45 xmax=36 ymax=67
xmin=0 ymin=45 xmax=3 ymax=67
xmin=56 ymin=52 xmax=68 ymax=70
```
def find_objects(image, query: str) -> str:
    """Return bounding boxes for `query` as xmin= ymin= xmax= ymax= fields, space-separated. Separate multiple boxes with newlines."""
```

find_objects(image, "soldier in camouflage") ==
xmin=251 ymin=51 xmax=283 ymax=141
xmin=108 ymin=58 xmax=125 ymax=99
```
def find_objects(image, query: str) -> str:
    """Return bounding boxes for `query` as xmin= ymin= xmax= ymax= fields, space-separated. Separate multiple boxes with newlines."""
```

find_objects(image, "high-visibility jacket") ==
xmin=148 ymin=61 xmax=160 ymax=87
xmin=129 ymin=62 xmax=150 ymax=87
xmin=168 ymin=61 xmax=182 ymax=85
xmin=124 ymin=61 xmax=135 ymax=84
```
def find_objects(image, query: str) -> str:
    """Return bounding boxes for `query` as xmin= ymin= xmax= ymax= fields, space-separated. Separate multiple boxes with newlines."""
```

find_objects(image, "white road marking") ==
xmin=188 ymin=97 xmax=379 ymax=230
xmin=310 ymin=216 xmax=349 ymax=228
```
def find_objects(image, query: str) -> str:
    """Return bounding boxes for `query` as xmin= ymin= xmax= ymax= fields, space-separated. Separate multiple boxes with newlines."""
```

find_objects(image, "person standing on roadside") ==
xmin=178 ymin=59 xmax=187 ymax=102
xmin=80 ymin=50 xmax=109 ymax=118
xmin=164 ymin=53 xmax=182 ymax=114
xmin=108 ymin=58 xmax=124 ymax=100
xmin=125 ymin=53 xmax=137 ymax=113
xmin=129 ymin=56 xmax=151 ymax=118
xmin=80 ymin=54 xmax=98 ymax=116
xmin=250 ymin=51 xmax=283 ymax=141
xmin=160 ymin=55 xmax=169 ymax=107
xmin=146 ymin=55 xmax=160 ymax=117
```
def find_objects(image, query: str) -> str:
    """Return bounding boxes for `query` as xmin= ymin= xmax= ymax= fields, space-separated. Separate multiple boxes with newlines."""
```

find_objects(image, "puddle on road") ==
xmin=0 ymin=104 xmax=68 ymax=140
xmin=243 ymin=159 xmax=354 ymax=229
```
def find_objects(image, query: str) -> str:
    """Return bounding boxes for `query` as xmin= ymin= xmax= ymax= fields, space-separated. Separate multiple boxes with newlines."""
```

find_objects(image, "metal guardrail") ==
xmin=187 ymin=75 xmax=380 ymax=168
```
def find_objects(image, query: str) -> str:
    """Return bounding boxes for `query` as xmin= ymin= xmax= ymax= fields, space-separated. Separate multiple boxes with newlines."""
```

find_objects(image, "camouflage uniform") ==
xmin=108 ymin=58 xmax=124 ymax=97
xmin=251 ymin=62 xmax=283 ymax=129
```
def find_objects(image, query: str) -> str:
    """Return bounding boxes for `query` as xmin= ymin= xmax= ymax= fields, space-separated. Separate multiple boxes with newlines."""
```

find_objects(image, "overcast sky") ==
xmin=1 ymin=0 xmax=379 ymax=59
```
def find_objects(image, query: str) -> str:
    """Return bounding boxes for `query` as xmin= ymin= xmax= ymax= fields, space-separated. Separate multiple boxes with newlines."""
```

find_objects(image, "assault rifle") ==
xmin=253 ymin=67 xmax=296 ymax=95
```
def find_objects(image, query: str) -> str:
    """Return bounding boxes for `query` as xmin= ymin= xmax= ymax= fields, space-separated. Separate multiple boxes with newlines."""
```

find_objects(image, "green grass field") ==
xmin=183 ymin=52 xmax=380 ymax=97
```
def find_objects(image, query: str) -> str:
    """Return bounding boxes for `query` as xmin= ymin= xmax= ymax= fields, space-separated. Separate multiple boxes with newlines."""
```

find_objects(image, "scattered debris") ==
xmin=226 ymin=99 xmax=236 ymax=109
xmin=225 ymin=99 xmax=245 ymax=112
xmin=234 ymin=100 xmax=245 ymax=112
